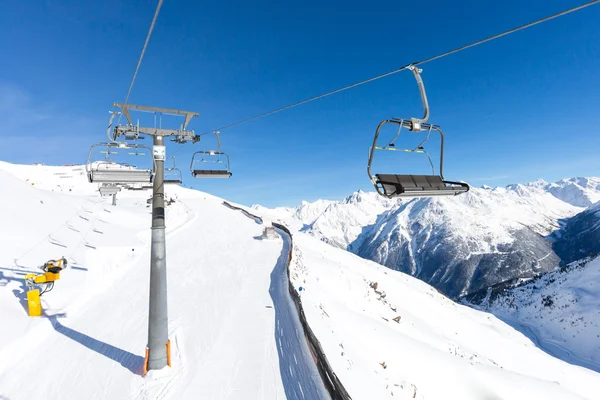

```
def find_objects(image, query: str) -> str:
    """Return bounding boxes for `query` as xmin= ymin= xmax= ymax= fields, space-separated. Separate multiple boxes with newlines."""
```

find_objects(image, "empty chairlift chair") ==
xmin=86 ymin=143 xmax=154 ymax=184
xmin=367 ymin=66 xmax=469 ymax=198
xmin=164 ymin=156 xmax=183 ymax=185
xmin=190 ymin=151 xmax=232 ymax=178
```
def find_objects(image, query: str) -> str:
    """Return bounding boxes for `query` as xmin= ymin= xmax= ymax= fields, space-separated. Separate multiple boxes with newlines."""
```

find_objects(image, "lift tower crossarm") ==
xmin=114 ymin=125 xmax=196 ymax=139
xmin=112 ymin=103 xmax=199 ymax=130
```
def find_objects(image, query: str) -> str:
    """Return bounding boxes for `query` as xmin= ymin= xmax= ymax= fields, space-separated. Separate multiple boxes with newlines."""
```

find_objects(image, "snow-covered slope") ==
xmin=353 ymin=185 xmax=581 ymax=298
xmin=468 ymin=256 xmax=600 ymax=373
xmin=553 ymin=201 xmax=600 ymax=263
xmin=543 ymin=177 xmax=600 ymax=207
xmin=254 ymin=191 xmax=398 ymax=251
xmin=284 ymin=231 xmax=600 ymax=399
xmin=259 ymin=177 xmax=599 ymax=251
xmin=297 ymin=191 xmax=398 ymax=249
xmin=259 ymin=181 xmax=590 ymax=299
xmin=2 ymin=162 xmax=599 ymax=400
xmin=0 ymin=161 xmax=325 ymax=400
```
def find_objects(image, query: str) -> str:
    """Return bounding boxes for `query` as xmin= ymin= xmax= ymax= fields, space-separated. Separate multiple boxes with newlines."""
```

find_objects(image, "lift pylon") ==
xmin=109 ymin=103 xmax=199 ymax=374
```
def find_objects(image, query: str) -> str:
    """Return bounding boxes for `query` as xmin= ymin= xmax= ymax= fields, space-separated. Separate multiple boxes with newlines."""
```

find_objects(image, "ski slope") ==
xmin=474 ymin=256 xmax=600 ymax=373
xmin=1 ymin=161 xmax=599 ymax=400
xmin=284 ymin=234 xmax=600 ymax=399
xmin=0 ymin=162 xmax=326 ymax=400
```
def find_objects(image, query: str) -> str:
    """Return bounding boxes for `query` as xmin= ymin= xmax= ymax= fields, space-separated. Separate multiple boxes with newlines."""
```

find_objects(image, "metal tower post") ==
xmin=109 ymin=103 xmax=198 ymax=374
xmin=147 ymin=134 xmax=170 ymax=370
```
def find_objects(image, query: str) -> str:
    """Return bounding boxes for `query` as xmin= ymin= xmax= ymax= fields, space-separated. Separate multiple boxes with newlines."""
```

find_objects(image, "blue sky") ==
xmin=1 ymin=0 xmax=599 ymax=207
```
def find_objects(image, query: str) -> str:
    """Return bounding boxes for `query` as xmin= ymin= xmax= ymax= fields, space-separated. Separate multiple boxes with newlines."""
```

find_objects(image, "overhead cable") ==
xmin=117 ymin=0 xmax=164 ymax=125
xmin=199 ymin=0 xmax=600 ymax=136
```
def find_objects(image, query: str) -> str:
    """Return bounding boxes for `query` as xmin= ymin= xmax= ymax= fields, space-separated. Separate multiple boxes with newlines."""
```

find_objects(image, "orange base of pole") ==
xmin=142 ymin=347 xmax=149 ymax=375
xmin=142 ymin=340 xmax=171 ymax=376
xmin=166 ymin=339 xmax=171 ymax=367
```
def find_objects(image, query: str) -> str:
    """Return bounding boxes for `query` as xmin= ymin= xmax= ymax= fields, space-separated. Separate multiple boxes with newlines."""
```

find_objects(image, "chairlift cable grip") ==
xmin=407 ymin=65 xmax=429 ymax=129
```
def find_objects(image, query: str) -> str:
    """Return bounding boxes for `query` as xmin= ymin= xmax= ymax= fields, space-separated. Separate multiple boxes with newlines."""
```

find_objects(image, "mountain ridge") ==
xmin=256 ymin=177 xmax=599 ymax=299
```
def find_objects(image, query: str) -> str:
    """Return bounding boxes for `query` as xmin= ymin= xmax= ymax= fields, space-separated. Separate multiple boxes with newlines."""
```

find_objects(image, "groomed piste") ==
xmin=1 ymin=162 xmax=599 ymax=399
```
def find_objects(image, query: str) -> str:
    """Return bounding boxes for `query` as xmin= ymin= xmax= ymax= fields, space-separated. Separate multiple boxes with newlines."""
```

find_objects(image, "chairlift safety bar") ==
xmin=367 ymin=119 xmax=444 ymax=187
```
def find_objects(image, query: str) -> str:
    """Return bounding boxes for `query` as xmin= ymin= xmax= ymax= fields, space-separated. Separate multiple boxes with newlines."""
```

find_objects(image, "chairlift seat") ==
xmin=164 ymin=156 xmax=183 ymax=185
xmin=375 ymin=174 xmax=469 ymax=197
xmin=98 ymin=186 xmax=121 ymax=195
xmin=88 ymin=169 xmax=153 ymax=184
xmin=191 ymin=170 xmax=232 ymax=178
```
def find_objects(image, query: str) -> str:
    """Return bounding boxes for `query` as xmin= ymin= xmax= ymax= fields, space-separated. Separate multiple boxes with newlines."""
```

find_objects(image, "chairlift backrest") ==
xmin=367 ymin=67 xmax=469 ymax=198
xmin=86 ymin=142 xmax=155 ymax=184
xmin=367 ymin=119 xmax=469 ymax=198
xmin=164 ymin=156 xmax=183 ymax=184
xmin=190 ymin=150 xmax=232 ymax=178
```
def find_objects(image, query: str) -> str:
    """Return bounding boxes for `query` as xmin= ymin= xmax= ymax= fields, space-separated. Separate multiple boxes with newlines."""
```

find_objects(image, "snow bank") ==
xmin=478 ymin=256 xmax=600 ymax=373
xmin=0 ymin=162 xmax=320 ymax=400
xmin=289 ymin=232 xmax=600 ymax=399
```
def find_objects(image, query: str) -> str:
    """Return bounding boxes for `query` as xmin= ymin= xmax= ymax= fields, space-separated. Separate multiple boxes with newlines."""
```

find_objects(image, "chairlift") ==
xmin=98 ymin=183 xmax=121 ymax=196
xmin=86 ymin=142 xmax=155 ymax=184
xmin=367 ymin=66 xmax=469 ymax=198
xmin=164 ymin=156 xmax=183 ymax=185
xmin=190 ymin=131 xmax=232 ymax=178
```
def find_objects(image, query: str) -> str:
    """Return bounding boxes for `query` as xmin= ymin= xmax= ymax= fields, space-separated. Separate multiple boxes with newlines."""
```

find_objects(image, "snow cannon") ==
xmin=24 ymin=257 xmax=68 ymax=317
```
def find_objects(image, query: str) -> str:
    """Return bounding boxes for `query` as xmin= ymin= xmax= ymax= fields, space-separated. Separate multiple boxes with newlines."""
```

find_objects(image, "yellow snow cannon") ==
xmin=24 ymin=257 xmax=68 ymax=317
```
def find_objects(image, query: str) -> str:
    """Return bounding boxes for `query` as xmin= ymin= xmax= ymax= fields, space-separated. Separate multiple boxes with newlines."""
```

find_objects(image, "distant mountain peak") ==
xmin=257 ymin=175 xmax=600 ymax=300
xmin=529 ymin=178 xmax=549 ymax=187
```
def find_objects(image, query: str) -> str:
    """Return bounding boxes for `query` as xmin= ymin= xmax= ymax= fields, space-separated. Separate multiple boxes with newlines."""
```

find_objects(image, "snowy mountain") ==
xmin=2 ymin=162 xmax=599 ymax=399
xmin=465 ymin=256 xmax=600 ymax=373
xmin=353 ymin=191 xmax=567 ymax=299
xmin=254 ymin=190 xmax=400 ymax=248
xmin=285 ymin=232 xmax=600 ymax=399
xmin=543 ymin=177 xmax=600 ymax=207
xmin=552 ymin=200 xmax=600 ymax=263
xmin=259 ymin=178 xmax=598 ymax=299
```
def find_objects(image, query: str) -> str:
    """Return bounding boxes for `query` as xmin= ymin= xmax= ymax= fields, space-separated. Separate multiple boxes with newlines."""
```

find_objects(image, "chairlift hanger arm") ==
xmin=106 ymin=111 xmax=119 ymax=143
xmin=166 ymin=155 xmax=177 ymax=171
xmin=406 ymin=65 xmax=429 ymax=131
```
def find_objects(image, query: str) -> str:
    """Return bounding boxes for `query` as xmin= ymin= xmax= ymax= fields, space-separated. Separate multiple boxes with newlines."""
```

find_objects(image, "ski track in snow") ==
xmin=0 ymin=163 xmax=327 ymax=400
xmin=269 ymin=226 xmax=328 ymax=400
